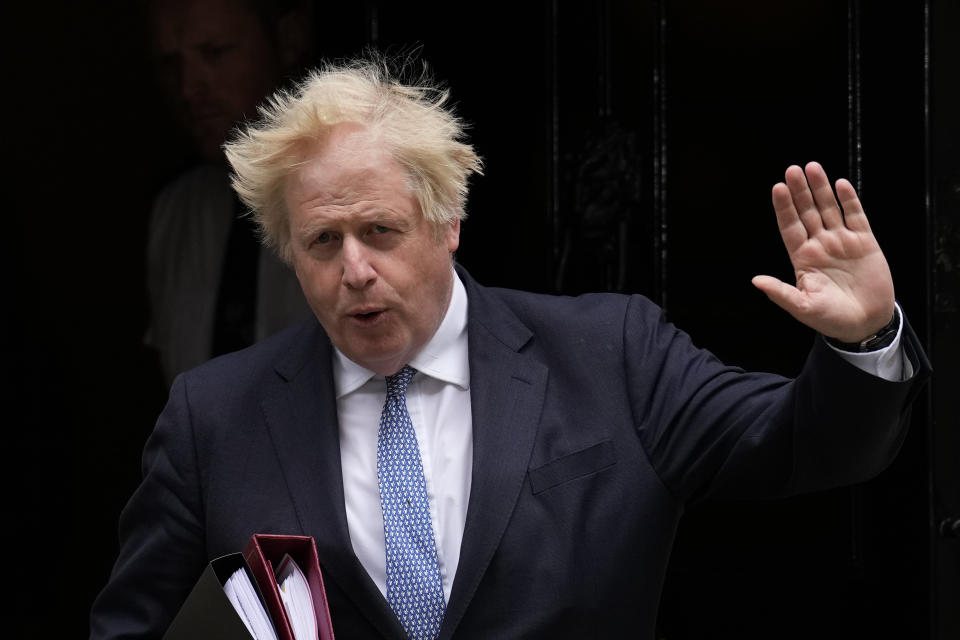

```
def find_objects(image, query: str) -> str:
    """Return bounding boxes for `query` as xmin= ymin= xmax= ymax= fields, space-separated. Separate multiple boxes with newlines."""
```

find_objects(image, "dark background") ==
xmin=10 ymin=0 xmax=957 ymax=638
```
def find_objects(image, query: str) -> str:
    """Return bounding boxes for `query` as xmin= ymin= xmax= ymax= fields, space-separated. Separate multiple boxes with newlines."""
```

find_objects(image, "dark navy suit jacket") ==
xmin=90 ymin=267 xmax=930 ymax=639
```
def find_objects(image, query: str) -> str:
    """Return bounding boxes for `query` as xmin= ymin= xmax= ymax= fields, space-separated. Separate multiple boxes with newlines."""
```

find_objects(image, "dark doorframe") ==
xmin=928 ymin=0 xmax=960 ymax=637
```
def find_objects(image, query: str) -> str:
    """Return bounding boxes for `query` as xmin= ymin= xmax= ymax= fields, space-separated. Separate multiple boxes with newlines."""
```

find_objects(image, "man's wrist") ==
xmin=824 ymin=306 xmax=901 ymax=353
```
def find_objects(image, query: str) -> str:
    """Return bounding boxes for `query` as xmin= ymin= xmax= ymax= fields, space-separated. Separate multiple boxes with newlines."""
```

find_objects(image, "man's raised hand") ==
xmin=752 ymin=161 xmax=895 ymax=343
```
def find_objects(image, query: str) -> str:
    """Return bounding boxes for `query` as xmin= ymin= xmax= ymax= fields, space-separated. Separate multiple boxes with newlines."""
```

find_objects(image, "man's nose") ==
xmin=180 ymin=56 xmax=210 ymax=104
xmin=341 ymin=236 xmax=376 ymax=289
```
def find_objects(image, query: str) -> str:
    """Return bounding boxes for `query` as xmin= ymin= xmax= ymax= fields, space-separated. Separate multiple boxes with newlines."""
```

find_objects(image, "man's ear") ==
xmin=445 ymin=218 xmax=461 ymax=254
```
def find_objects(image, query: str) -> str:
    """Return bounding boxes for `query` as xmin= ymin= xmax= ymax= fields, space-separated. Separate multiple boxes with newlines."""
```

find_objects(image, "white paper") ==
xmin=223 ymin=566 xmax=279 ymax=640
xmin=274 ymin=553 xmax=318 ymax=640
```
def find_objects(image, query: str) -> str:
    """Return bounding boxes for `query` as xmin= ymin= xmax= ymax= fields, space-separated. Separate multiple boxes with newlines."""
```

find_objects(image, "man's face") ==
xmin=285 ymin=125 xmax=461 ymax=376
xmin=149 ymin=0 xmax=281 ymax=160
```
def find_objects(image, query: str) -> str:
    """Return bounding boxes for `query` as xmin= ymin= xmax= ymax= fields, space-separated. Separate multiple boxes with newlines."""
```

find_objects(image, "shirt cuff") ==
xmin=825 ymin=302 xmax=913 ymax=382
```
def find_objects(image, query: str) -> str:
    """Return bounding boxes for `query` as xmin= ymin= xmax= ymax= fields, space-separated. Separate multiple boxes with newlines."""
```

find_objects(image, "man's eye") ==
xmin=373 ymin=225 xmax=390 ymax=234
xmin=200 ymin=43 xmax=234 ymax=62
xmin=315 ymin=232 xmax=331 ymax=244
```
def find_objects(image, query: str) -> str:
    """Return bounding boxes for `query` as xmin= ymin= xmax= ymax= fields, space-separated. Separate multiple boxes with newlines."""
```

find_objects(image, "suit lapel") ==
xmin=440 ymin=271 xmax=548 ymax=640
xmin=260 ymin=323 xmax=406 ymax=639
xmin=257 ymin=271 xmax=548 ymax=640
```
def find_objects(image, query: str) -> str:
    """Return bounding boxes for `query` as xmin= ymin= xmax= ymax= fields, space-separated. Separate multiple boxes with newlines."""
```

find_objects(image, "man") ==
xmin=91 ymin=57 xmax=929 ymax=639
xmin=144 ymin=0 xmax=313 ymax=385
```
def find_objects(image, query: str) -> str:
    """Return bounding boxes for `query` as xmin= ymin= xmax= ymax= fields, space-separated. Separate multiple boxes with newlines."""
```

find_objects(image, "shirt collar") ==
xmin=333 ymin=267 xmax=470 ymax=398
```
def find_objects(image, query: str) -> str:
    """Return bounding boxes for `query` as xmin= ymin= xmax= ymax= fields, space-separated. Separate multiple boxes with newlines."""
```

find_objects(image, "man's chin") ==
xmin=198 ymin=141 xmax=230 ymax=164
xmin=189 ymin=127 xmax=233 ymax=163
xmin=342 ymin=343 xmax=410 ymax=377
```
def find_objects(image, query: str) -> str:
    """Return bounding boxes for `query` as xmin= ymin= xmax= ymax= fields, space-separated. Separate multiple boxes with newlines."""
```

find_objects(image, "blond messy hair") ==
xmin=223 ymin=54 xmax=483 ymax=264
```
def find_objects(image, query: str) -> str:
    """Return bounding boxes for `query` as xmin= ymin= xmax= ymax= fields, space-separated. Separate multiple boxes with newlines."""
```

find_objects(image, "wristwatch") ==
xmin=824 ymin=306 xmax=901 ymax=353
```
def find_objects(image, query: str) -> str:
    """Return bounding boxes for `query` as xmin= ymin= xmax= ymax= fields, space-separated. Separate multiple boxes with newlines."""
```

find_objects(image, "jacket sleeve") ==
xmin=624 ymin=295 xmax=931 ymax=505
xmin=89 ymin=374 xmax=208 ymax=640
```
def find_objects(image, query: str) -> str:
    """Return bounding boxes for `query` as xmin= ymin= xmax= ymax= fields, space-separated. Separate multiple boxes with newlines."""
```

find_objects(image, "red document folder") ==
xmin=243 ymin=534 xmax=336 ymax=640
xmin=163 ymin=534 xmax=336 ymax=640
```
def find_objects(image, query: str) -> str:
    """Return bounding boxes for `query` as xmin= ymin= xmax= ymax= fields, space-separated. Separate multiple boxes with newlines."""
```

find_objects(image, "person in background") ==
xmin=144 ymin=0 xmax=314 ymax=385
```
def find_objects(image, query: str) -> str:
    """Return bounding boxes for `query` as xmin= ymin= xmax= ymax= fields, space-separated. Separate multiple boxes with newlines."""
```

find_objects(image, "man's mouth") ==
xmin=348 ymin=307 xmax=386 ymax=325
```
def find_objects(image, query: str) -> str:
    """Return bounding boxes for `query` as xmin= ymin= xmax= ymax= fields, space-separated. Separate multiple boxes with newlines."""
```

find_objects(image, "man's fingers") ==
xmin=784 ymin=165 xmax=824 ymax=237
xmin=772 ymin=183 xmax=808 ymax=254
xmin=752 ymin=275 xmax=805 ymax=319
xmin=835 ymin=178 xmax=872 ymax=232
xmin=804 ymin=161 xmax=845 ymax=230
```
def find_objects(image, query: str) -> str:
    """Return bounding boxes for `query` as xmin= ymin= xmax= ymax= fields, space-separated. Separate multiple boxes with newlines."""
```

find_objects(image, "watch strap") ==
xmin=824 ymin=306 xmax=901 ymax=353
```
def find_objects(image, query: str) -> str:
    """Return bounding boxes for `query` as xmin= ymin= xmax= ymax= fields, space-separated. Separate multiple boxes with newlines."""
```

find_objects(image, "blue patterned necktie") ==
xmin=377 ymin=365 xmax=446 ymax=639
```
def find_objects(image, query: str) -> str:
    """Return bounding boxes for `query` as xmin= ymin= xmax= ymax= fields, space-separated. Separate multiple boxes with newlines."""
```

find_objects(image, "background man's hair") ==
xmin=224 ymin=51 xmax=483 ymax=263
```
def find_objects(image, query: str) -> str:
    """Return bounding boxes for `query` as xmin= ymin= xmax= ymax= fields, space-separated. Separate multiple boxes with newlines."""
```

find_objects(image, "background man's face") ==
xmin=149 ymin=0 xmax=282 ymax=160
xmin=285 ymin=125 xmax=461 ymax=376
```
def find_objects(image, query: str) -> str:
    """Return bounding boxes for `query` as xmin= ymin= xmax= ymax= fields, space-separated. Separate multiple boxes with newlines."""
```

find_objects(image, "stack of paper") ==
xmin=275 ymin=554 xmax=318 ymax=640
xmin=164 ymin=534 xmax=334 ymax=640
xmin=223 ymin=568 xmax=279 ymax=640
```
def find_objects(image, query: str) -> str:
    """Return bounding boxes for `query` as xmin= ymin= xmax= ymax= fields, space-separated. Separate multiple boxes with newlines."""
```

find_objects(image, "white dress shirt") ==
xmin=334 ymin=270 xmax=472 ymax=602
xmin=333 ymin=270 xmax=907 ymax=602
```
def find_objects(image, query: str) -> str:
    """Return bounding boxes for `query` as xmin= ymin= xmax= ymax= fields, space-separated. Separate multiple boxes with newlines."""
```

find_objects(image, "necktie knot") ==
xmin=385 ymin=365 xmax=416 ymax=398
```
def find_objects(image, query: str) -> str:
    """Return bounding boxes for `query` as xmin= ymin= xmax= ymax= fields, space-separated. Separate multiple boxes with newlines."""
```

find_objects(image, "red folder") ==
xmin=243 ymin=534 xmax=336 ymax=640
xmin=163 ymin=534 xmax=336 ymax=640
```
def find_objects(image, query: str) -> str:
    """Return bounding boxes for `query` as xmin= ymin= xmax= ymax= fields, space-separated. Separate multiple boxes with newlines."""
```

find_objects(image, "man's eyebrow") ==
xmin=295 ymin=209 xmax=411 ymax=235
xmin=296 ymin=219 xmax=329 ymax=238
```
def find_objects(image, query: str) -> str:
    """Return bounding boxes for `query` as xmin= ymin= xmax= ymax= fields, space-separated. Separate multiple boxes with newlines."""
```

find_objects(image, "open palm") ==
xmin=752 ymin=162 xmax=895 ymax=343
